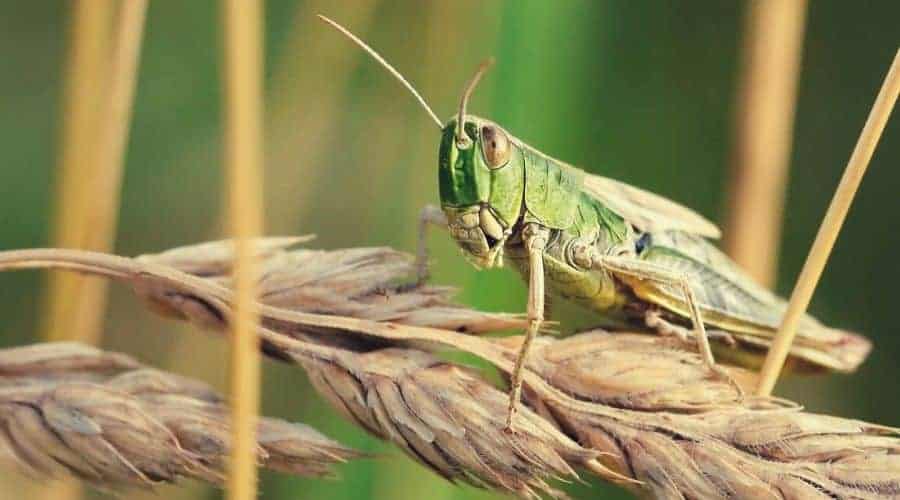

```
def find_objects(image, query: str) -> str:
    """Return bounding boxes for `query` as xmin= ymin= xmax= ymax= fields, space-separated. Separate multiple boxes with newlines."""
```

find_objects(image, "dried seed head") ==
xmin=0 ymin=343 xmax=359 ymax=488
xmin=136 ymin=236 xmax=314 ymax=275
xmin=1 ymin=241 xmax=897 ymax=498
xmin=0 ymin=342 xmax=138 ymax=377
xmin=135 ymin=238 xmax=526 ymax=336
xmin=526 ymin=332 xmax=752 ymax=412
xmin=525 ymin=332 xmax=900 ymax=499
xmin=301 ymin=347 xmax=596 ymax=499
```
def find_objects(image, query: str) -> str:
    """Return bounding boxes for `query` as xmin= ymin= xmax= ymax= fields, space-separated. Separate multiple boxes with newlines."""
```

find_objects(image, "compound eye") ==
xmin=480 ymin=125 xmax=510 ymax=169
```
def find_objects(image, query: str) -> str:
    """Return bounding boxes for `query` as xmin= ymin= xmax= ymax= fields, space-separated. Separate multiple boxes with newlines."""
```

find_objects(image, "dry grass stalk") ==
xmin=136 ymin=237 xmax=526 ymax=336
xmin=221 ymin=0 xmax=266 ymax=498
xmin=725 ymin=0 xmax=807 ymax=287
xmin=41 ymin=4 xmax=145 ymax=499
xmin=523 ymin=333 xmax=899 ymax=499
xmin=42 ymin=0 xmax=147 ymax=348
xmin=42 ymin=0 xmax=113 ymax=346
xmin=0 ymin=342 xmax=360 ymax=489
xmin=0 ymin=239 xmax=897 ymax=498
xmin=757 ymin=48 xmax=900 ymax=396
xmin=78 ymin=0 xmax=148 ymax=262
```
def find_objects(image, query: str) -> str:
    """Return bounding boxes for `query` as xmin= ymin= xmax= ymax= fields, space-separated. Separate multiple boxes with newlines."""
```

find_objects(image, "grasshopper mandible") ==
xmin=320 ymin=16 xmax=871 ymax=430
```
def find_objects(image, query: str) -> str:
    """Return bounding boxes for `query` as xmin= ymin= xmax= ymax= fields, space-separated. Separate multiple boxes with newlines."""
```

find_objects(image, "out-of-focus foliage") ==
xmin=0 ymin=1 xmax=897 ymax=499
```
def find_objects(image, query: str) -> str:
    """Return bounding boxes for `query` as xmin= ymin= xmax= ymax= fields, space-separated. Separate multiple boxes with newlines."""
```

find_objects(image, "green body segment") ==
xmin=508 ymin=189 xmax=632 ymax=315
xmin=516 ymin=146 xmax=632 ymax=314
xmin=521 ymin=148 xmax=584 ymax=229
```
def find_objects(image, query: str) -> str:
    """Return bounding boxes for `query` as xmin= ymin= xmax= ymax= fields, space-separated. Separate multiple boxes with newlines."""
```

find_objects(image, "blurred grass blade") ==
xmin=39 ymin=1 xmax=146 ymax=499
xmin=83 ymin=0 xmax=148 ymax=266
xmin=37 ymin=5 xmax=111 ymax=500
xmin=757 ymin=48 xmax=900 ymax=396
xmin=724 ymin=0 xmax=807 ymax=287
xmin=221 ymin=0 xmax=265 ymax=499
xmin=43 ymin=0 xmax=147 ymax=344
xmin=41 ymin=0 xmax=113 ymax=344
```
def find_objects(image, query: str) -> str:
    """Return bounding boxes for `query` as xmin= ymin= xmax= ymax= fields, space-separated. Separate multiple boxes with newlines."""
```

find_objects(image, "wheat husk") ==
xmin=0 ymin=342 xmax=359 ymax=489
xmin=0 ymin=238 xmax=896 ymax=499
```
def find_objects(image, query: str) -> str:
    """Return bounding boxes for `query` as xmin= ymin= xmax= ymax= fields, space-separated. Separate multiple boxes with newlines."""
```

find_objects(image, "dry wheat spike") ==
xmin=0 ymin=341 xmax=360 ymax=489
xmin=0 ymin=238 xmax=897 ymax=499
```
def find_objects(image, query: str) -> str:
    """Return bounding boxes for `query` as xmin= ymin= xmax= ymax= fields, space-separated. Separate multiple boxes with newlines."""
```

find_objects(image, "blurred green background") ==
xmin=0 ymin=1 xmax=898 ymax=499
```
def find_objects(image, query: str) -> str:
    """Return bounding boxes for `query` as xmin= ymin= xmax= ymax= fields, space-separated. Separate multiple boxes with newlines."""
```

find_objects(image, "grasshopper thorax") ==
xmin=438 ymin=116 xmax=525 ymax=269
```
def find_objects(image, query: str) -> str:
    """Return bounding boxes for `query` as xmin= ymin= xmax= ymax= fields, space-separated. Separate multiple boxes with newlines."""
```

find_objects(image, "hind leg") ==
xmin=598 ymin=256 xmax=740 ymax=392
xmin=645 ymin=309 xmax=692 ymax=342
xmin=645 ymin=309 xmax=736 ymax=346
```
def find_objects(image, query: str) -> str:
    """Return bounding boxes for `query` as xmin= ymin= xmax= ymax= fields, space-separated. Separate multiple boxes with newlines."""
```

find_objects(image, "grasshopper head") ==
xmin=316 ymin=17 xmax=523 ymax=268
xmin=438 ymin=116 xmax=525 ymax=269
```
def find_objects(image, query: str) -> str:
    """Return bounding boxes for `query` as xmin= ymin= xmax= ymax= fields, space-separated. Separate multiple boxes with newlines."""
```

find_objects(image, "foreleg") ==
xmin=505 ymin=223 xmax=549 ymax=431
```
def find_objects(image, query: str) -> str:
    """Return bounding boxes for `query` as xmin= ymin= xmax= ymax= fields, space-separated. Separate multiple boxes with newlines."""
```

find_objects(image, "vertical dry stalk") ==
xmin=724 ymin=0 xmax=807 ymax=287
xmin=40 ymin=3 xmax=145 ymax=500
xmin=41 ymin=0 xmax=113 ymax=344
xmin=73 ymin=0 xmax=147 ymax=340
xmin=757 ymin=48 xmax=900 ymax=396
xmin=44 ymin=0 xmax=146 ymax=344
xmin=221 ymin=1 xmax=265 ymax=499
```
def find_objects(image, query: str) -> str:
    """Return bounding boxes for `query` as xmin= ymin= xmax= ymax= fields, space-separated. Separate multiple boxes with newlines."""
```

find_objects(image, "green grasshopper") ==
xmin=320 ymin=16 xmax=871 ymax=430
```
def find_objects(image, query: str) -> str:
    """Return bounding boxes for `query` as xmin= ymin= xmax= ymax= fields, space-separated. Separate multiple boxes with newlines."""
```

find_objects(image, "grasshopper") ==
xmin=320 ymin=17 xmax=871 ymax=430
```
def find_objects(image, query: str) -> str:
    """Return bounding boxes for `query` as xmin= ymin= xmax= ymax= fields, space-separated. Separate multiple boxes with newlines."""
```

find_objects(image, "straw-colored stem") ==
xmin=222 ymin=0 xmax=265 ymax=499
xmin=84 ymin=0 xmax=147 ymax=256
xmin=36 ymin=6 xmax=109 ymax=499
xmin=73 ymin=0 xmax=146 ymax=340
xmin=724 ymin=0 xmax=807 ymax=287
xmin=41 ymin=0 xmax=113 ymax=344
xmin=42 ymin=0 xmax=146 ymax=345
xmin=757 ymin=49 xmax=900 ymax=396
xmin=39 ymin=2 xmax=145 ymax=499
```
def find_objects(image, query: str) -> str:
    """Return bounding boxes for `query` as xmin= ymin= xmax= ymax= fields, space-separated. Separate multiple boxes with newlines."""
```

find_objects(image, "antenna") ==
xmin=318 ymin=15 xmax=443 ymax=129
xmin=455 ymin=58 xmax=495 ymax=147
